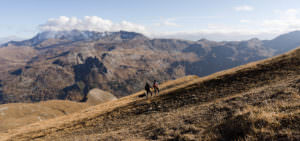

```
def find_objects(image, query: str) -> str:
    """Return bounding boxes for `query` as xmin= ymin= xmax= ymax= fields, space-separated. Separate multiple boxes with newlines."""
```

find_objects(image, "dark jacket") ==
xmin=145 ymin=83 xmax=151 ymax=91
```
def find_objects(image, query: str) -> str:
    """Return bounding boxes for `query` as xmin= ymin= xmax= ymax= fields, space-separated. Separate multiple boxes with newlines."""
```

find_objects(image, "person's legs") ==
xmin=154 ymin=87 xmax=159 ymax=95
xmin=147 ymin=89 xmax=152 ymax=96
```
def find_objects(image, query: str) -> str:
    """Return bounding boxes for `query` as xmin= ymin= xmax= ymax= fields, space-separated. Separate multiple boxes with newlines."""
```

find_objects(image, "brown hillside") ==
xmin=3 ymin=30 xmax=297 ymax=104
xmin=86 ymin=88 xmax=117 ymax=105
xmin=0 ymin=46 xmax=36 ymax=79
xmin=0 ymin=100 xmax=88 ymax=133
xmin=1 ymin=48 xmax=300 ymax=140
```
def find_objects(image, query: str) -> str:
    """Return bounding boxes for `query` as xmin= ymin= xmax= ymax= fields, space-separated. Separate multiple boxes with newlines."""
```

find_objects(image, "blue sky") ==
xmin=1 ymin=0 xmax=300 ymax=41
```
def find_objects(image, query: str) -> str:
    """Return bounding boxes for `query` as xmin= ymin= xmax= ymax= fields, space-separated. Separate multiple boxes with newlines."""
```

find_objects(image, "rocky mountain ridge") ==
xmin=2 ymin=47 xmax=299 ymax=141
xmin=1 ymin=30 xmax=146 ymax=48
xmin=0 ymin=30 xmax=300 ymax=104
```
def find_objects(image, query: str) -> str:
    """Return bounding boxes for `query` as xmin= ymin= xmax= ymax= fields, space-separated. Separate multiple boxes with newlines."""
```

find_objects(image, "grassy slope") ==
xmin=0 ymin=100 xmax=88 ymax=133
xmin=2 ymin=48 xmax=300 ymax=140
xmin=86 ymin=88 xmax=117 ymax=105
xmin=0 ymin=75 xmax=198 ymax=141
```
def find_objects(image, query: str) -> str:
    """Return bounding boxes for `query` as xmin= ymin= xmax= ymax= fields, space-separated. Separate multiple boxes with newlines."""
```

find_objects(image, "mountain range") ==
xmin=2 ymin=46 xmax=299 ymax=141
xmin=0 ymin=36 xmax=24 ymax=45
xmin=1 ymin=30 xmax=300 ymax=104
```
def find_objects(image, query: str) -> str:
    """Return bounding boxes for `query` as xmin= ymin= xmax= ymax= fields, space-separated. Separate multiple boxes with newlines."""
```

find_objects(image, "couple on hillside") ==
xmin=145 ymin=80 xmax=160 ymax=97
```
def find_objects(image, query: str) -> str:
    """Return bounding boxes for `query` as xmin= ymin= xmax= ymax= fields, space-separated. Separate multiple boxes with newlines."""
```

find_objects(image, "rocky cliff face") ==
xmin=0 ymin=30 xmax=299 ymax=104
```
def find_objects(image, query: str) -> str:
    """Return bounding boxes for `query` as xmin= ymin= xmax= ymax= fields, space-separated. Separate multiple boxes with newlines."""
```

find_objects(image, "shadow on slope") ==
xmin=2 ymin=48 xmax=300 ymax=140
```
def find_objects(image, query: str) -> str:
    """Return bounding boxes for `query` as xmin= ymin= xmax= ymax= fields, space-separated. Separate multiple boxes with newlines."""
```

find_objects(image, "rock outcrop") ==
xmin=86 ymin=88 xmax=117 ymax=105
xmin=1 ymin=30 xmax=300 ymax=104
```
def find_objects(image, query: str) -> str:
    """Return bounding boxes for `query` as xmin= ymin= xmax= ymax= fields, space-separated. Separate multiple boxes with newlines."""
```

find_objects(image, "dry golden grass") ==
xmin=86 ymin=88 xmax=117 ymax=105
xmin=0 ymin=75 xmax=199 ymax=141
xmin=0 ymin=100 xmax=88 ymax=133
xmin=1 ymin=48 xmax=300 ymax=141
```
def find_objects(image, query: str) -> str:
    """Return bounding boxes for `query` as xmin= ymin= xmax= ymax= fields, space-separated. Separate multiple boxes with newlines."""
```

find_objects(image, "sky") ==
xmin=1 ymin=0 xmax=300 ymax=41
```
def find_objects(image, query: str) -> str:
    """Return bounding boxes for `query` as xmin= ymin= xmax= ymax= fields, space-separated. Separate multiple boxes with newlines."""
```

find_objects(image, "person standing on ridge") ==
xmin=153 ymin=80 xmax=160 ymax=95
xmin=145 ymin=82 xmax=152 ymax=97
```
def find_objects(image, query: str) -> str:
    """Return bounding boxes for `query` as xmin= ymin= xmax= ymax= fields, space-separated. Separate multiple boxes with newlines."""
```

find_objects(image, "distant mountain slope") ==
xmin=2 ymin=48 xmax=299 ymax=141
xmin=0 ymin=30 xmax=300 ymax=104
xmin=264 ymin=31 xmax=300 ymax=55
xmin=0 ymin=36 xmax=24 ymax=45
xmin=1 ymin=30 xmax=146 ymax=48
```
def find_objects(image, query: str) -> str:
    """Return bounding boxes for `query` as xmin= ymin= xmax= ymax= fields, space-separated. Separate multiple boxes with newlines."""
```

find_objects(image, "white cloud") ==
xmin=234 ymin=5 xmax=254 ymax=12
xmin=37 ymin=10 xmax=300 ymax=41
xmin=262 ymin=9 xmax=300 ymax=33
xmin=39 ymin=16 xmax=148 ymax=34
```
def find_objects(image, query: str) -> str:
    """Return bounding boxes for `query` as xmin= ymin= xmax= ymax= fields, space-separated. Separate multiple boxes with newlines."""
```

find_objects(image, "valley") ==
xmin=1 ymin=47 xmax=299 ymax=140
xmin=1 ymin=30 xmax=300 ymax=104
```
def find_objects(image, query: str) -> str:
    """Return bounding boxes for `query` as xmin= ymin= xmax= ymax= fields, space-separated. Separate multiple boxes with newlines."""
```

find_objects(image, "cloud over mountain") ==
xmin=36 ymin=10 xmax=300 ymax=41
xmin=39 ymin=16 xmax=148 ymax=34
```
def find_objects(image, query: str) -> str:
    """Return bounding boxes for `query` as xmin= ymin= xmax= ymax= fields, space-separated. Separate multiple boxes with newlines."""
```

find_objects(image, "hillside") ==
xmin=86 ymin=88 xmax=117 ymax=105
xmin=1 ymin=30 xmax=300 ymax=104
xmin=0 ymin=75 xmax=197 ymax=136
xmin=0 ymin=88 xmax=118 ymax=133
xmin=264 ymin=31 xmax=300 ymax=54
xmin=0 ymin=100 xmax=88 ymax=133
xmin=1 ymin=48 xmax=299 ymax=141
